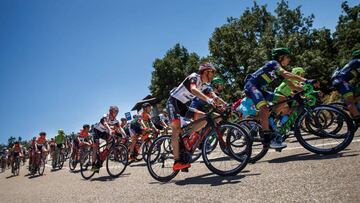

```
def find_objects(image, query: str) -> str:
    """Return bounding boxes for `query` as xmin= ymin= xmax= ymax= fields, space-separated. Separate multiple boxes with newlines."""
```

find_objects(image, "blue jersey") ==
xmin=237 ymin=97 xmax=257 ymax=117
xmin=333 ymin=59 xmax=360 ymax=84
xmin=246 ymin=60 xmax=284 ymax=89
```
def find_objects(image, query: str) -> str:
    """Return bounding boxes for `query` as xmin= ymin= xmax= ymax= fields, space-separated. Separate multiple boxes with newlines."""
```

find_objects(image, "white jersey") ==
xmin=94 ymin=114 xmax=120 ymax=133
xmin=170 ymin=73 xmax=207 ymax=104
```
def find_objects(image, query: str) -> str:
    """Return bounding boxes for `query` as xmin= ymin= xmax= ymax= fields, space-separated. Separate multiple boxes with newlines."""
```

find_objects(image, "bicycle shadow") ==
xmin=175 ymin=172 xmax=260 ymax=186
xmin=129 ymin=162 xmax=147 ymax=168
xmin=90 ymin=173 xmax=130 ymax=182
xmin=268 ymin=151 xmax=359 ymax=163
xmin=6 ymin=174 xmax=16 ymax=179
xmin=50 ymin=168 xmax=63 ymax=172
xmin=28 ymin=174 xmax=45 ymax=179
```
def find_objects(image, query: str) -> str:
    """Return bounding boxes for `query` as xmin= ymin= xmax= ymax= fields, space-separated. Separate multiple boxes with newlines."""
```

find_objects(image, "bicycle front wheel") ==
xmin=80 ymin=151 xmax=95 ymax=180
xmin=106 ymin=144 xmax=128 ymax=178
xmin=203 ymin=123 xmax=251 ymax=176
xmin=146 ymin=135 xmax=178 ymax=182
xmin=295 ymin=105 xmax=355 ymax=154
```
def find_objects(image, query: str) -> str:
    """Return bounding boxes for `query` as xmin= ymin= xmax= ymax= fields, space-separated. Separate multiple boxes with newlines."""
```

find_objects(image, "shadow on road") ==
xmin=90 ymin=173 xmax=130 ymax=182
xmin=175 ymin=172 xmax=260 ymax=186
xmin=129 ymin=162 xmax=147 ymax=168
xmin=28 ymin=174 xmax=45 ymax=179
xmin=268 ymin=151 xmax=359 ymax=163
xmin=6 ymin=174 xmax=16 ymax=179
xmin=50 ymin=168 xmax=63 ymax=172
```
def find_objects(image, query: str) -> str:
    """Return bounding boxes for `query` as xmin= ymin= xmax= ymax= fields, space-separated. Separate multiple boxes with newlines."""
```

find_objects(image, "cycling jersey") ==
xmin=55 ymin=134 xmax=65 ymax=145
xmin=78 ymin=130 xmax=91 ymax=142
xmin=36 ymin=136 xmax=47 ymax=145
xmin=245 ymin=60 xmax=285 ymax=89
xmin=94 ymin=114 xmax=120 ymax=133
xmin=332 ymin=59 xmax=360 ymax=84
xmin=170 ymin=73 xmax=206 ymax=104
xmin=141 ymin=112 xmax=152 ymax=128
xmin=275 ymin=80 xmax=300 ymax=97
xmin=244 ymin=61 xmax=285 ymax=109
xmin=332 ymin=59 xmax=360 ymax=98
xmin=237 ymin=97 xmax=257 ymax=118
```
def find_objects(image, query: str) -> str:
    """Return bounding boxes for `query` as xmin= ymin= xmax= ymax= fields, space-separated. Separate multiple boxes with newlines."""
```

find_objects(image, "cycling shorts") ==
xmin=332 ymin=79 xmax=355 ymax=99
xmin=244 ymin=82 xmax=281 ymax=109
xmin=166 ymin=96 xmax=189 ymax=123
xmin=93 ymin=128 xmax=110 ymax=142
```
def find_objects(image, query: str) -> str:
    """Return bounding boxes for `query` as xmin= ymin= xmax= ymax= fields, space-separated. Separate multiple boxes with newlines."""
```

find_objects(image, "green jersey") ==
xmin=275 ymin=80 xmax=299 ymax=97
xmin=55 ymin=134 xmax=65 ymax=145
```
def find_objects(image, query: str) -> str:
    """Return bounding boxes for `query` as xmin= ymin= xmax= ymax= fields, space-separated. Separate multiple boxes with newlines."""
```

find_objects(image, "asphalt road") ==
xmin=1 ymin=130 xmax=359 ymax=203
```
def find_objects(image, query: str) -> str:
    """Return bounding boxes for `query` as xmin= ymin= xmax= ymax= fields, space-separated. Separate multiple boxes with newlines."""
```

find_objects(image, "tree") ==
xmin=333 ymin=1 xmax=360 ymax=66
xmin=149 ymin=43 xmax=200 ymax=106
xmin=8 ymin=136 xmax=16 ymax=147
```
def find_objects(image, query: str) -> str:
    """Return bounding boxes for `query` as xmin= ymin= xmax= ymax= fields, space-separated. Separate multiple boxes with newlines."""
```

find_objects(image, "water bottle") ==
xmin=182 ymin=136 xmax=192 ymax=151
xmin=280 ymin=115 xmax=289 ymax=125
xmin=269 ymin=117 xmax=278 ymax=132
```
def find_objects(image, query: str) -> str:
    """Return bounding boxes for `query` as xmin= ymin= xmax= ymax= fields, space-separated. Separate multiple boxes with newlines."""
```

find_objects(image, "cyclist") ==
xmin=128 ymin=113 xmax=148 ymax=161
xmin=28 ymin=137 xmax=36 ymax=171
xmin=49 ymin=138 xmax=56 ymax=160
xmin=54 ymin=129 xmax=65 ymax=161
xmin=10 ymin=141 xmax=23 ymax=172
xmin=332 ymin=50 xmax=360 ymax=123
xmin=167 ymin=62 xmax=221 ymax=171
xmin=244 ymin=48 xmax=317 ymax=149
xmin=92 ymin=106 xmax=127 ymax=172
xmin=72 ymin=124 xmax=93 ymax=166
xmin=275 ymin=67 xmax=305 ymax=97
xmin=34 ymin=132 xmax=48 ymax=169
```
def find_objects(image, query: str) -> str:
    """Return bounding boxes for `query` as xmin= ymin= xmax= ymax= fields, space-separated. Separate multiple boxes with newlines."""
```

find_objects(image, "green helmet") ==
xmin=352 ymin=50 xmax=360 ymax=58
xmin=272 ymin=47 xmax=291 ymax=59
xmin=58 ymin=129 xmax=64 ymax=135
xmin=211 ymin=77 xmax=224 ymax=85
xmin=291 ymin=67 xmax=305 ymax=75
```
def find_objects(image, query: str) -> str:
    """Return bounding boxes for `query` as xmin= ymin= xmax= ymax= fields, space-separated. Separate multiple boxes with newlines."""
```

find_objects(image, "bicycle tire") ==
xmin=146 ymin=135 xmax=178 ymax=182
xmin=295 ymin=105 xmax=355 ymax=154
xmin=204 ymin=123 xmax=251 ymax=176
xmin=106 ymin=144 xmax=128 ymax=178
xmin=80 ymin=151 xmax=95 ymax=180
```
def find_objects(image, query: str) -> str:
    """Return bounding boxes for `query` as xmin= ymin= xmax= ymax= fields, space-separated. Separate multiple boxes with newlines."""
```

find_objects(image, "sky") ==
xmin=0 ymin=0 xmax=358 ymax=144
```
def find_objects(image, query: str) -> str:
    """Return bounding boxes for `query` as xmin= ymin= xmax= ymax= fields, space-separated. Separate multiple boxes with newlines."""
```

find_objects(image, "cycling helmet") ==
xmin=291 ymin=67 xmax=305 ymax=75
xmin=199 ymin=62 xmax=216 ymax=72
xmin=83 ymin=124 xmax=90 ymax=129
xmin=39 ymin=132 xmax=46 ymax=136
xmin=211 ymin=77 xmax=225 ymax=86
xmin=58 ymin=129 xmax=65 ymax=135
xmin=352 ymin=50 xmax=360 ymax=58
xmin=142 ymin=102 xmax=151 ymax=109
xmin=120 ymin=118 xmax=127 ymax=121
xmin=272 ymin=47 xmax=291 ymax=59
xmin=109 ymin=105 xmax=119 ymax=113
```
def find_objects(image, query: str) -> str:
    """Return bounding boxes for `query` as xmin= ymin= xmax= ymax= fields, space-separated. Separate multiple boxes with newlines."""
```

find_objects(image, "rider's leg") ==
xmin=129 ymin=134 xmax=138 ymax=160
xmin=344 ymin=94 xmax=360 ymax=118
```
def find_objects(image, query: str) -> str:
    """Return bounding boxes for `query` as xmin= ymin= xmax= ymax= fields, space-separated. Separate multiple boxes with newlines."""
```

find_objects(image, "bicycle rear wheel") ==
xmin=146 ymin=135 xmax=178 ymax=182
xmin=106 ymin=144 xmax=128 ymax=178
xmin=142 ymin=138 xmax=154 ymax=162
xmin=295 ymin=105 xmax=355 ymax=154
xmin=80 ymin=151 xmax=95 ymax=180
xmin=203 ymin=123 xmax=251 ymax=176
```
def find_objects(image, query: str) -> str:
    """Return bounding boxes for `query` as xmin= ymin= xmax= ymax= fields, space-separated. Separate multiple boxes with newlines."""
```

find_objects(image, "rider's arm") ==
xmin=190 ymin=84 xmax=213 ymax=105
xmin=211 ymin=92 xmax=227 ymax=105
xmin=285 ymin=80 xmax=303 ymax=92
xmin=279 ymin=68 xmax=306 ymax=83
xmin=116 ymin=124 xmax=127 ymax=137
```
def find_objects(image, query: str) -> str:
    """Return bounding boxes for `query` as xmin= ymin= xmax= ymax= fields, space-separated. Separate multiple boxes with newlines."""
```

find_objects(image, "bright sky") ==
xmin=0 ymin=0 xmax=358 ymax=144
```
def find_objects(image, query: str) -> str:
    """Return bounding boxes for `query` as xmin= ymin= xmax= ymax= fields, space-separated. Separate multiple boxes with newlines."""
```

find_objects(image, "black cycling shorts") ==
xmin=93 ymin=128 xmax=110 ymax=142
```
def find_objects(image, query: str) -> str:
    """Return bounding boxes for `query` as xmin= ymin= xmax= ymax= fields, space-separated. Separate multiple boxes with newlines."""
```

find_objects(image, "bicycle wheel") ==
xmin=106 ymin=144 xmax=128 ymax=178
xmin=146 ymin=135 xmax=178 ymax=182
xmin=142 ymin=138 xmax=154 ymax=162
xmin=38 ymin=157 xmax=45 ymax=175
xmin=68 ymin=156 xmax=76 ymax=171
xmin=80 ymin=151 xmax=95 ymax=180
xmin=58 ymin=153 xmax=65 ymax=169
xmin=236 ymin=119 xmax=268 ymax=163
xmin=295 ymin=105 xmax=355 ymax=154
xmin=203 ymin=123 xmax=251 ymax=176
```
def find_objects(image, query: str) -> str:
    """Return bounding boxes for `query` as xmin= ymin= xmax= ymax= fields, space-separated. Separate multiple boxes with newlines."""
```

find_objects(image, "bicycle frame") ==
xmin=181 ymin=108 xmax=227 ymax=154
